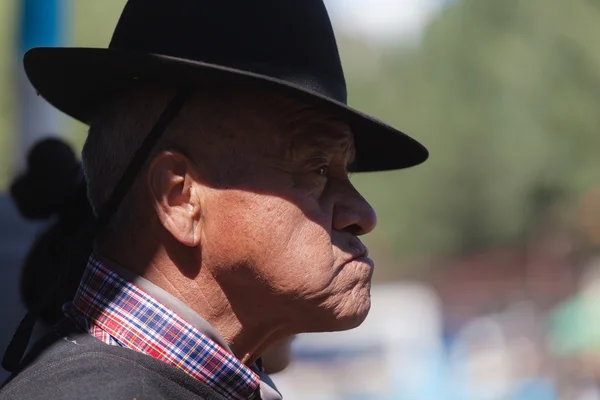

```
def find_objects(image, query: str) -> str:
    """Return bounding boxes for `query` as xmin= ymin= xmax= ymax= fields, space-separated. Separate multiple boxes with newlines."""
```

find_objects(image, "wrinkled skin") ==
xmin=103 ymin=88 xmax=377 ymax=363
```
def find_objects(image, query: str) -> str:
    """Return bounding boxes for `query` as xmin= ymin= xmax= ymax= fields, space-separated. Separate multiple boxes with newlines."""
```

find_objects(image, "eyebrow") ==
xmin=293 ymin=129 xmax=356 ymax=164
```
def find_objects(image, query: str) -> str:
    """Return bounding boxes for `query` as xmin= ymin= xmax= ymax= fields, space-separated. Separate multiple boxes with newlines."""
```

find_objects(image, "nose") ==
xmin=332 ymin=182 xmax=377 ymax=236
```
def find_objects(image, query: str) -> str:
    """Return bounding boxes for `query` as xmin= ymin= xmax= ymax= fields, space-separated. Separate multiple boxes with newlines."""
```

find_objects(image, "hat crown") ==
xmin=109 ymin=0 xmax=347 ymax=103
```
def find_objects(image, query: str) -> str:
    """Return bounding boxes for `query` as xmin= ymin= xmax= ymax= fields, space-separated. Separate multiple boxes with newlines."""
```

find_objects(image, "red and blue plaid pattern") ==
xmin=64 ymin=255 xmax=260 ymax=400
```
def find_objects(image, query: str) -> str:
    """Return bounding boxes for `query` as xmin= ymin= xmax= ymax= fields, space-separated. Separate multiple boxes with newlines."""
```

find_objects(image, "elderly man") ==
xmin=1 ymin=0 xmax=427 ymax=399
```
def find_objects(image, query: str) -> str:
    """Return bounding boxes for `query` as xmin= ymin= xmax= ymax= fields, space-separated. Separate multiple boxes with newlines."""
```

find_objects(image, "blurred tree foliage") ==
xmin=0 ymin=0 xmax=18 ymax=190
xmin=346 ymin=0 xmax=600 ymax=265
xmin=0 ymin=0 xmax=599 ymax=268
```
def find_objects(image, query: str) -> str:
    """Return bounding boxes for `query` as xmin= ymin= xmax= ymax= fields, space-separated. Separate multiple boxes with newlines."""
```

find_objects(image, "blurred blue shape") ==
xmin=15 ymin=0 xmax=67 ymax=171
xmin=19 ymin=0 xmax=66 ymax=54
xmin=511 ymin=378 xmax=557 ymax=400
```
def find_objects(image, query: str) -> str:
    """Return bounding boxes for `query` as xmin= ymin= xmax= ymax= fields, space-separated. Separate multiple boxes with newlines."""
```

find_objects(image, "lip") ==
xmin=343 ymin=255 xmax=375 ymax=273
xmin=349 ymin=256 xmax=374 ymax=269
xmin=334 ymin=255 xmax=374 ymax=278
xmin=345 ymin=256 xmax=375 ymax=281
xmin=346 ymin=243 xmax=369 ymax=261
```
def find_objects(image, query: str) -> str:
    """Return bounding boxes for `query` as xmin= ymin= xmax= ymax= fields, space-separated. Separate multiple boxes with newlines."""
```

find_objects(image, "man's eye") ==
xmin=316 ymin=166 xmax=329 ymax=176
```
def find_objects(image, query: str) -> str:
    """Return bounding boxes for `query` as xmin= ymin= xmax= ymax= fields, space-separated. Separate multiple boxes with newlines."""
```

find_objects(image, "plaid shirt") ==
xmin=64 ymin=255 xmax=261 ymax=400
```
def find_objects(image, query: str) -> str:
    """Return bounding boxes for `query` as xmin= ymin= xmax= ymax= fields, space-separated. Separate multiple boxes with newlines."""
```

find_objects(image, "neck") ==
xmin=96 ymin=246 xmax=284 ymax=364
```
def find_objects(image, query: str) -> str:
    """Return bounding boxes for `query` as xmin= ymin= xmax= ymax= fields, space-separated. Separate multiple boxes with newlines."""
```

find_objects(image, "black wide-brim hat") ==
xmin=23 ymin=0 xmax=428 ymax=172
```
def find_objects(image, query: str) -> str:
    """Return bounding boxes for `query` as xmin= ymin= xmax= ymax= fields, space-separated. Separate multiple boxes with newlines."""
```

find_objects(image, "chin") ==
xmin=338 ymin=279 xmax=373 ymax=327
xmin=333 ymin=297 xmax=371 ymax=331
xmin=298 ymin=280 xmax=373 ymax=333
xmin=314 ymin=290 xmax=372 ymax=333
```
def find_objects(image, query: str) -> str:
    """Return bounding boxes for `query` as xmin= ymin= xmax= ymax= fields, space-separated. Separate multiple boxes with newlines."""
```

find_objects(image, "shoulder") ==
xmin=1 ymin=329 xmax=224 ymax=400
xmin=1 ymin=349 xmax=155 ymax=399
xmin=1 ymin=352 xmax=159 ymax=399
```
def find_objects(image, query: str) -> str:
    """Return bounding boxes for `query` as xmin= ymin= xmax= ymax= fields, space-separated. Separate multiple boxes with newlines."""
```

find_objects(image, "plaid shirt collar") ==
xmin=64 ymin=255 xmax=261 ymax=400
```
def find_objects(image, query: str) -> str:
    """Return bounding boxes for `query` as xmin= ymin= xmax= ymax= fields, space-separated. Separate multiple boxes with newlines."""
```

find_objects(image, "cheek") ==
xmin=266 ymin=217 xmax=336 ymax=292
xmin=202 ymin=191 xmax=336 ymax=290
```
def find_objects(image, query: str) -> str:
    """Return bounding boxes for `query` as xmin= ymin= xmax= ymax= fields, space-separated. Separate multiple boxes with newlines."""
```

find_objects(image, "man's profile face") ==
xmin=181 ymin=90 xmax=378 ymax=333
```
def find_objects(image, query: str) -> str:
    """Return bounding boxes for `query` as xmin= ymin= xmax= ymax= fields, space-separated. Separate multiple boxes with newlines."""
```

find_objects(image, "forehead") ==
xmin=288 ymin=118 xmax=354 ymax=159
xmin=179 ymin=87 xmax=354 ymax=159
xmin=259 ymin=95 xmax=355 ymax=159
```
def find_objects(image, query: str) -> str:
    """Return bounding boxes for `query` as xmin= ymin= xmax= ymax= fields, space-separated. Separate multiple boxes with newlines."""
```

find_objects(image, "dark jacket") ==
xmin=0 ymin=320 xmax=227 ymax=400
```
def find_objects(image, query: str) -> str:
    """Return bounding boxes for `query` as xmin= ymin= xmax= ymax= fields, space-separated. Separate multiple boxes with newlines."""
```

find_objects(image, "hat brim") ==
xmin=24 ymin=47 xmax=428 ymax=172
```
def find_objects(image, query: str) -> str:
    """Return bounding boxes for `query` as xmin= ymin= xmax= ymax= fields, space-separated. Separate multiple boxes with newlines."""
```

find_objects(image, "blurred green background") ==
xmin=0 ymin=0 xmax=599 ymax=272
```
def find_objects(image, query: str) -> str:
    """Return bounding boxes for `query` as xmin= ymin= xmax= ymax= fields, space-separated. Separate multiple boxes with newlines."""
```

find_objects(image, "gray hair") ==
xmin=82 ymin=84 xmax=258 ymax=240
xmin=82 ymin=85 xmax=177 ymax=240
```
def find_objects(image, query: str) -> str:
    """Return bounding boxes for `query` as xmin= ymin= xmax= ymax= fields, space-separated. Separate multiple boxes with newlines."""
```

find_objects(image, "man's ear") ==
xmin=147 ymin=151 xmax=202 ymax=247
